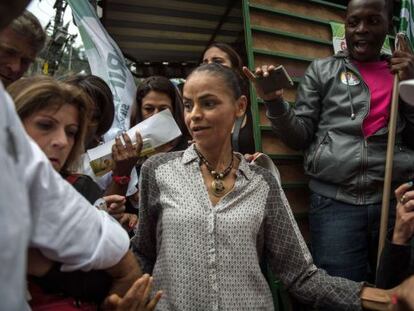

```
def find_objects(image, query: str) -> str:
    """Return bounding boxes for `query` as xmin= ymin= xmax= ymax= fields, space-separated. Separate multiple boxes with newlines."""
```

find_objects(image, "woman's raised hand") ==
xmin=112 ymin=132 xmax=143 ymax=177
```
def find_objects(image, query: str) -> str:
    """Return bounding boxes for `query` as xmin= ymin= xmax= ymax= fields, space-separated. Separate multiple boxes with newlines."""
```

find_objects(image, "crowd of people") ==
xmin=1 ymin=0 xmax=414 ymax=310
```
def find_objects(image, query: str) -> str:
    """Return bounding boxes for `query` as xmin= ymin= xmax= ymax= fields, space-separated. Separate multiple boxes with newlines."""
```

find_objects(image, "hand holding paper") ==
xmin=87 ymin=109 xmax=182 ymax=176
xmin=112 ymin=132 xmax=142 ymax=176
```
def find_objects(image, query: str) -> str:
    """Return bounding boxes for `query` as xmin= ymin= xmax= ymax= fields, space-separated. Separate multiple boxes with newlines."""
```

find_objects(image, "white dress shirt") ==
xmin=0 ymin=82 xmax=129 ymax=310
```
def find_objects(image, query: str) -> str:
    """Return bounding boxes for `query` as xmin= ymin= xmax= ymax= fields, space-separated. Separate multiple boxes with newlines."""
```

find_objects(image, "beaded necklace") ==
xmin=194 ymin=147 xmax=234 ymax=197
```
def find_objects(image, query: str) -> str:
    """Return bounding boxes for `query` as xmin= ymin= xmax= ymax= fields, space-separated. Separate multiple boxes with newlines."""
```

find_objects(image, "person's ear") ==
xmin=235 ymin=95 xmax=247 ymax=118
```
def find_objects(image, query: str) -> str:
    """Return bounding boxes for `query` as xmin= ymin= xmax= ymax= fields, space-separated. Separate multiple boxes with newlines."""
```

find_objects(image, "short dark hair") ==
xmin=347 ymin=0 xmax=393 ymax=23
xmin=9 ymin=10 xmax=46 ymax=54
xmin=187 ymin=62 xmax=243 ymax=100
xmin=203 ymin=42 xmax=243 ymax=74
xmin=63 ymin=74 xmax=115 ymax=137
xmin=134 ymin=76 xmax=189 ymax=139
xmin=202 ymin=42 xmax=248 ymax=96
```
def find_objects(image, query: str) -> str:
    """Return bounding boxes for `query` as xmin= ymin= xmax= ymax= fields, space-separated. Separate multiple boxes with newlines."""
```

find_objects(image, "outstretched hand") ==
xmin=242 ymin=65 xmax=284 ymax=101
xmin=102 ymin=274 xmax=162 ymax=311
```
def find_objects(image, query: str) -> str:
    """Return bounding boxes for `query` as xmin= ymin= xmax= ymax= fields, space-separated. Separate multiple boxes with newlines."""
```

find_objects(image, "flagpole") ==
xmin=377 ymin=74 xmax=400 ymax=267
xmin=376 ymin=0 xmax=414 ymax=271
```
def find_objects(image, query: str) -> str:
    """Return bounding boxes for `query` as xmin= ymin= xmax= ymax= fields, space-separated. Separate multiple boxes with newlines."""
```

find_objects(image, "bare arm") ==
xmin=27 ymin=248 xmax=53 ymax=277
xmin=105 ymin=250 xmax=142 ymax=296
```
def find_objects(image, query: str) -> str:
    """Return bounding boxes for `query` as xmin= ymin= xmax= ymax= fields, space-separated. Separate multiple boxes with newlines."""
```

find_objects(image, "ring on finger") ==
xmin=400 ymin=194 xmax=406 ymax=204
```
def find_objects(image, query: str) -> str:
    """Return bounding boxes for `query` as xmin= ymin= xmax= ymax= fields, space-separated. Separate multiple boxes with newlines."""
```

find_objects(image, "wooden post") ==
xmin=377 ymin=74 xmax=400 ymax=266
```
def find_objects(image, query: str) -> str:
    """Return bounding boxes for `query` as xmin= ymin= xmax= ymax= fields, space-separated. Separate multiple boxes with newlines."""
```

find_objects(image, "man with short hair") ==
xmin=0 ymin=2 xmax=149 ymax=310
xmin=0 ymin=10 xmax=45 ymax=86
xmin=247 ymin=0 xmax=414 ymax=285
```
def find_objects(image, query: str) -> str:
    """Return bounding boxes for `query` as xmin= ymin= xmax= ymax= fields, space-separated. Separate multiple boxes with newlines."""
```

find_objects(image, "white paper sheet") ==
xmin=87 ymin=109 xmax=182 ymax=176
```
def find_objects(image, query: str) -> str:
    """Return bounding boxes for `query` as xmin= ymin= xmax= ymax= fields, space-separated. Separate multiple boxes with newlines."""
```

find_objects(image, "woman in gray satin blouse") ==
xmin=131 ymin=63 xmax=389 ymax=311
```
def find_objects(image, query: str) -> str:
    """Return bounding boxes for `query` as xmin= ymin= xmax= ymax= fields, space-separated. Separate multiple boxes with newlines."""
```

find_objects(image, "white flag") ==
xmin=400 ymin=0 xmax=414 ymax=51
xmin=67 ymin=0 xmax=135 ymax=140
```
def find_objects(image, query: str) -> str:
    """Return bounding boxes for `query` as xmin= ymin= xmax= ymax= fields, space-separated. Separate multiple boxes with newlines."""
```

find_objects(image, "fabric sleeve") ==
xmin=24 ymin=138 xmax=130 ymax=271
xmin=376 ymin=238 xmax=413 ymax=289
xmin=69 ymin=174 xmax=104 ymax=204
xmin=2 ymin=86 xmax=130 ymax=272
xmin=131 ymin=157 xmax=160 ymax=273
xmin=266 ymin=60 xmax=322 ymax=150
xmin=263 ymin=174 xmax=362 ymax=310
xmin=400 ymin=97 xmax=414 ymax=149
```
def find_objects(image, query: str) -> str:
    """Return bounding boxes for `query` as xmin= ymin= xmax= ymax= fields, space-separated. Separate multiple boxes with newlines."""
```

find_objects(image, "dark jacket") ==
xmin=377 ymin=237 xmax=414 ymax=288
xmin=266 ymin=51 xmax=414 ymax=205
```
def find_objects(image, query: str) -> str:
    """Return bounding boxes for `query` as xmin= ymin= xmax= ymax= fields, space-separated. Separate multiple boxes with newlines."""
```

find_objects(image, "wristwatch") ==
xmin=112 ymin=175 xmax=131 ymax=185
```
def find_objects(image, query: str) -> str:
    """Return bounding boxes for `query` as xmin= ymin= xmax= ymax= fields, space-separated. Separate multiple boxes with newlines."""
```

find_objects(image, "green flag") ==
xmin=400 ymin=0 xmax=414 ymax=51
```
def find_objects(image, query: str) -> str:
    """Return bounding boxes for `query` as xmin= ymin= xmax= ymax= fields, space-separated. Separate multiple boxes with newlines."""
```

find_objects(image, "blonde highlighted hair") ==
xmin=7 ymin=75 xmax=93 ymax=173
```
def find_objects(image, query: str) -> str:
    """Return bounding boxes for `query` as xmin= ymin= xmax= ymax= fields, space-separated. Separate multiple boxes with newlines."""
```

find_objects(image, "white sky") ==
xmin=27 ymin=0 xmax=83 ymax=46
